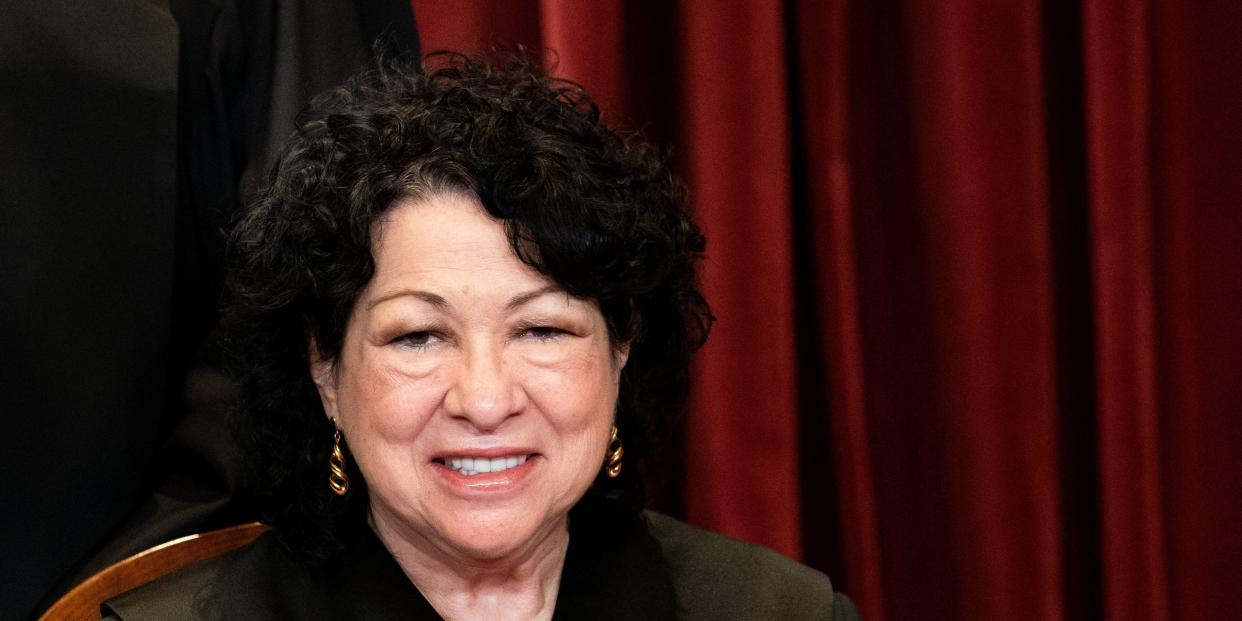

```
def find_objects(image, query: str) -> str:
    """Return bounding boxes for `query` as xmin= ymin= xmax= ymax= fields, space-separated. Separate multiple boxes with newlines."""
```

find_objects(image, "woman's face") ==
xmin=313 ymin=193 xmax=626 ymax=564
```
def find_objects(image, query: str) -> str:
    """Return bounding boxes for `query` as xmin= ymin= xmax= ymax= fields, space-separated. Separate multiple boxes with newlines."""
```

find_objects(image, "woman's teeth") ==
xmin=440 ymin=455 xmax=528 ymax=476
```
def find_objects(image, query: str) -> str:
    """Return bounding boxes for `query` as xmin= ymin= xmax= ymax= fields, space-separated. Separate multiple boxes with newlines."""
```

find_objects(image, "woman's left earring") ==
xmin=328 ymin=420 xmax=350 ymax=496
xmin=606 ymin=424 xmax=624 ymax=478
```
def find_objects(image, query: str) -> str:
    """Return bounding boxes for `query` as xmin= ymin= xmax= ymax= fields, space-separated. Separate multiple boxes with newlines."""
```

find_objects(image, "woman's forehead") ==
xmin=364 ymin=194 xmax=570 ymax=309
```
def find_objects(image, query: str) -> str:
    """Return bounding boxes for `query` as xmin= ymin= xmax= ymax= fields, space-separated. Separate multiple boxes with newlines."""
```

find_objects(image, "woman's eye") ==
xmin=397 ymin=331 xmax=441 ymax=350
xmin=521 ymin=326 xmax=567 ymax=342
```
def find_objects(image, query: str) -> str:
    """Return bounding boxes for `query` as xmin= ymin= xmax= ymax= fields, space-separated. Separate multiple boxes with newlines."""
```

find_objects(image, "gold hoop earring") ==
xmin=328 ymin=420 xmax=349 ymax=496
xmin=605 ymin=424 xmax=624 ymax=478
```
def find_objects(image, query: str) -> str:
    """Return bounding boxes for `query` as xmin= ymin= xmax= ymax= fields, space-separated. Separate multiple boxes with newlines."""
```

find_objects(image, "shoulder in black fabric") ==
xmin=104 ymin=525 xmax=440 ymax=621
xmin=641 ymin=509 xmax=847 ymax=620
xmin=555 ymin=494 xmax=680 ymax=620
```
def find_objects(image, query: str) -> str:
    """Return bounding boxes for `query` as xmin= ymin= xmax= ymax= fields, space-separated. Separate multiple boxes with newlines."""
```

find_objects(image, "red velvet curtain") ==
xmin=411 ymin=2 xmax=1242 ymax=619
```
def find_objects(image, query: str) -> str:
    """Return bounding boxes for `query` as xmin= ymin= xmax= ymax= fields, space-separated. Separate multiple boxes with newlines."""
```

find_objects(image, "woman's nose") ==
xmin=443 ymin=341 xmax=523 ymax=430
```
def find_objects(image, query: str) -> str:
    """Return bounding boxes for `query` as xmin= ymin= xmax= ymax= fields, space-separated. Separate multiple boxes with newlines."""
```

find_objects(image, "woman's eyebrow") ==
xmin=366 ymin=288 xmax=451 ymax=312
xmin=505 ymin=284 xmax=565 ymax=310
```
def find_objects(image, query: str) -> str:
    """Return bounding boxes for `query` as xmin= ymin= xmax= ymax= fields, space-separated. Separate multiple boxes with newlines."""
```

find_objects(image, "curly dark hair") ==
xmin=221 ymin=50 xmax=712 ymax=558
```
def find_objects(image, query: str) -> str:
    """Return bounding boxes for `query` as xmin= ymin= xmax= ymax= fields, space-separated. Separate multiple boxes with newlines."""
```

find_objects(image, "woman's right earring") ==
xmin=328 ymin=422 xmax=350 ymax=496
xmin=606 ymin=424 xmax=624 ymax=478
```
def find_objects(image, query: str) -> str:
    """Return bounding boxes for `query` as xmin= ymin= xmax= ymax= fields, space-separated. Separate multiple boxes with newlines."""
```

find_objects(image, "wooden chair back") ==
xmin=38 ymin=522 xmax=269 ymax=621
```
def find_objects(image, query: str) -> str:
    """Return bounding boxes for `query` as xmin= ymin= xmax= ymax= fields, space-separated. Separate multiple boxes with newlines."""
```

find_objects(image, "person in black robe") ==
xmin=100 ymin=52 xmax=862 ymax=619
xmin=1 ymin=3 xmax=417 ymax=618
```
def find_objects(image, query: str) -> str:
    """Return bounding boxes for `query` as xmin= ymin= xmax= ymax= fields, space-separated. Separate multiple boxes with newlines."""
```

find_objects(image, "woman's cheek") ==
xmin=521 ymin=353 xmax=617 ymax=422
xmin=358 ymin=357 xmax=446 ymax=440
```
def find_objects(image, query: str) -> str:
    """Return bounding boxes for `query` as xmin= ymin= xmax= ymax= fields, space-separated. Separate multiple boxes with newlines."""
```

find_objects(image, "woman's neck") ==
xmin=368 ymin=511 xmax=569 ymax=621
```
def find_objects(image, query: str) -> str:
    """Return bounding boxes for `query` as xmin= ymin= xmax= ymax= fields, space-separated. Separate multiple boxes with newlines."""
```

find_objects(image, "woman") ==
xmin=104 ymin=52 xmax=860 ymax=620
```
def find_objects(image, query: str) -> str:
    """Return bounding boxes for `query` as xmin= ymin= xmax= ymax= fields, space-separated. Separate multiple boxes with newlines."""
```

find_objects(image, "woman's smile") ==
xmin=435 ymin=453 xmax=532 ymax=476
xmin=430 ymin=452 xmax=542 ymax=496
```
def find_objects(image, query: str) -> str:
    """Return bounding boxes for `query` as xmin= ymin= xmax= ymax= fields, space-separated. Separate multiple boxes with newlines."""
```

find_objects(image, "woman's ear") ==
xmin=612 ymin=340 xmax=631 ymax=378
xmin=309 ymin=337 xmax=340 ymax=421
xmin=612 ymin=300 xmax=636 ymax=374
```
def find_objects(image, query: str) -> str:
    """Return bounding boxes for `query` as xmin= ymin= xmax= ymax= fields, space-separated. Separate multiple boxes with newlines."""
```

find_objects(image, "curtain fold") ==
xmin=855 ymin=2 xmax=1063 ymax=618
xmin=675 ymin=0 xmax=804 ymax=561
xmin=1083 ymin=3 xmax=1171 ymax=619
xmin=791 ymin=0 xmax=887 ymax=617
xmin=411 ymin=1 xmax=1242 ymax=618
xmin=1085 ymin=2 xmax=1242 ymax=620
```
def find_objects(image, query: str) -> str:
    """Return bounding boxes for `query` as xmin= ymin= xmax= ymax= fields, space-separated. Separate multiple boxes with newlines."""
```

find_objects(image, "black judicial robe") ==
xmin=103 ymin=498 xmax=862 ymax=620
xmin=5 ymin=2 xmax=418 ymax=617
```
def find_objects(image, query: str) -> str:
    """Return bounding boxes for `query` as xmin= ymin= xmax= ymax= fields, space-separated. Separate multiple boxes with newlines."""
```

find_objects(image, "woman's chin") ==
xmin=433 ymin=511 xmax=559 ymax=563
